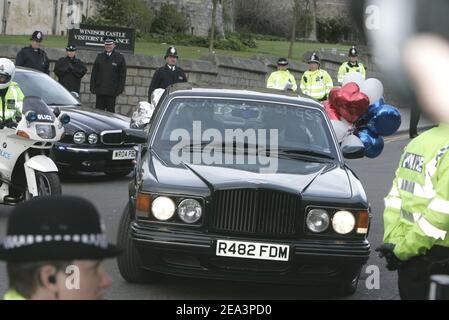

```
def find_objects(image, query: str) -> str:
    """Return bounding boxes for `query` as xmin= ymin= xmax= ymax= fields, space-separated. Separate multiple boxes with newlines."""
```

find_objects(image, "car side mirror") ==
xmin=341 ymin=135 xmax=365 ymax=159
xmin=101 ymin=129 xmax=147 ymax=145
xmin=70 ymin=91 xmax=80 ymax=100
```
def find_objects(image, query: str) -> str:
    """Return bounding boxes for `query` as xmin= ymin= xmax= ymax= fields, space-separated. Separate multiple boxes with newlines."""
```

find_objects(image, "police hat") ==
xmin=66 ymin=45 xmax=77 ymax=51
xmin=104 ymin=37 xmax=116 ymax=45
xmin=308 ymin=52 xmax=320 ymax=65
xmin=349 ymin=46 xmax=358 ymax=57
xmin=0 ymin=196 xmax=122 ymax=262
xmin=30 ymin=31 xmax=43 ymax=42
xmin=277 ymin=57 xmax=289 ymax=66
xmin=165 ymin=46 xmax=178 ymax=59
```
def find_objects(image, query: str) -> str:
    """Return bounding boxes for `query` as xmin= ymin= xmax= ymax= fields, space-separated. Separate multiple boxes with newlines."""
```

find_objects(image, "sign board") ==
xmin=68 ymin=24 xmax=135 ymax=53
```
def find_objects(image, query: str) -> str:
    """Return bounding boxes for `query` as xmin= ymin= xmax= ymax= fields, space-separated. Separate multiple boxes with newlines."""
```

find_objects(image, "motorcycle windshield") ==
xmin=22 ymin=96 xmax=55 ymax=123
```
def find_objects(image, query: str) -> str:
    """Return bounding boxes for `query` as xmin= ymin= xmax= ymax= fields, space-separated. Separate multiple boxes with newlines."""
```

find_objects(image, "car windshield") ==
xmin=14 ymin=70 xmax=80 ymax=107
xmin=153 ymin=98 xmax=338 ymax=163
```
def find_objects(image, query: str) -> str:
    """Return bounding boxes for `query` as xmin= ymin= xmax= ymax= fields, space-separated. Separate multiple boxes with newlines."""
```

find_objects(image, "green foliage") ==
xmin=85 ymin=0 xmax=153 ymax=32
xmin=317 ymin=17 xmax=351 ymax=43
xmin=151 ymin=3 xmax=189 ymax=35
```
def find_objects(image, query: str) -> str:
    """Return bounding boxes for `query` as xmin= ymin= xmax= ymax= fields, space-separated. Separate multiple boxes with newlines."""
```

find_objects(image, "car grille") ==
xmin=100 ymin=130 xmax=123 ymax=145
xmin=211 ymin=189 xmax=300 ymax=236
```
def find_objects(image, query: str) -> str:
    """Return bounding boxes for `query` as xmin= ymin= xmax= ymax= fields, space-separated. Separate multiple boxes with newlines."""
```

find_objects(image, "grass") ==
xmin=0 ymin=35 xmax=350 ymax=62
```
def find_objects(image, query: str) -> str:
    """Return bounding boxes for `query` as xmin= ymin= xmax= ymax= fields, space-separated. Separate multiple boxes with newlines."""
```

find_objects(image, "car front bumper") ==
xmin=52 ymin=143 xmax=136 ymax=173
xmin=131 ymin=222 xmax=370 ymax=286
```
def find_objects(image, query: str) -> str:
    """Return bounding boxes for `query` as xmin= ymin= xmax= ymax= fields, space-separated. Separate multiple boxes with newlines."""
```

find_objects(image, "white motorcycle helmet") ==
xmin=0 ymin=58 xmax=15 ymax=90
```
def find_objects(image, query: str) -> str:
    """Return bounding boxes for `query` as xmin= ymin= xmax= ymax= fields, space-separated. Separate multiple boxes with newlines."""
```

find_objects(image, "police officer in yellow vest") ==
xmin=378 ymin=124 xmax=449 ymax=299
xmin=0 ymin=58 xmax=24 ymax=124
xmin=300 ymin=53 xmax=333 ymax=101
xmin=337 ymin=46 xmax=366 ymax=84
xmin=266 ymin=58 xmax=298 ymax=91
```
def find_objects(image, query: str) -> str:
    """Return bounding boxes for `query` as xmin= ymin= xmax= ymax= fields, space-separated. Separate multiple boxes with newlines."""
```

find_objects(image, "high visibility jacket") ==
xmin=300 ymin=69 xmax=333 ymax=101
xmin=266 ymin=70 xmax=298 ymax=92
xmin=384 ymin=124 xmax=449 ymax=261
xmin=337 ymin=61 xmax=366 ymax=84
xmin=0 ymin=82 xmax=24 ymax=120
xmin=3 ymin=289 xmax=26 ymax=300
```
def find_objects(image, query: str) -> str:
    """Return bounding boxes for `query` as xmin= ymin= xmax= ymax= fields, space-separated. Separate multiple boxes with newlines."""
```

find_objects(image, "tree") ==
xmin=288 ymin=0 xmax=301 ymax=58
xmin=95 ymin=0 xmax=153 ymax=31
xmin=209 ymin=0 xmax=219 ymax=52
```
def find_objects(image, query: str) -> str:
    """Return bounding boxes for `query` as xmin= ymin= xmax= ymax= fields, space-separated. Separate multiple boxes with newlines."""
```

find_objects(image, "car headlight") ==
xmin=35 ymin=125 xmax=56 ymax=139
xmin=73 ymin=131 xmax=86 ymax=144
xmin=151 ymin=196 xmax=176 ymax=221
xmin=178 ymin=199 xmax=202 ymax=224
xmin=88 ymin=133 xmax=98 ymax=144
xmin=306 ymin=209 xmax=330 ymax=233
xmin=332 ymin=210 xmax=356 ymax=235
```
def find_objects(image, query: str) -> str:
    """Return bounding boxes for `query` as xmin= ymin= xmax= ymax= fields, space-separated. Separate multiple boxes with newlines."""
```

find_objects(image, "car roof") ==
xmin=165 ymin=83 xmax=324 ymax=110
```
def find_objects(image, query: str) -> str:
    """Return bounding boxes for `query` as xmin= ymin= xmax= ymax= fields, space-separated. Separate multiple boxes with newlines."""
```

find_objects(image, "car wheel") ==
xmin=117 ymin=203 xmax=160 ymax=284
xmin=104 ymin=170 xmax=133 ymax=177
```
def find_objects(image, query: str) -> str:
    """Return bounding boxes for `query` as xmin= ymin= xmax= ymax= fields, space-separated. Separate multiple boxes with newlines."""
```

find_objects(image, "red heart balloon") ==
xmin=328 ymin=87 xmax=340 ymax=107
xmin=323 ymin=100 xmax=340 ymax=120
xmin=334 ymin=82 xmax=369 ymax=123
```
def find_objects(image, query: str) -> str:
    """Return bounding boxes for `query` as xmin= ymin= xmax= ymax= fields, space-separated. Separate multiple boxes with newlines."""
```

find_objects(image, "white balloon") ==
xmin=342 ymin=72 xmax=364 ymax=86
xmin=331 ymin=120 xmax=350 ymax=142
xmin=360 ymin=78 xmax=384 ymax=105
xmin=341 ymin=134 xmax=364 ymax=149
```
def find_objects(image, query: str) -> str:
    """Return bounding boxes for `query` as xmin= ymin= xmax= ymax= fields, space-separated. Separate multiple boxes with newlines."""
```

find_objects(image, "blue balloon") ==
xmin=360 ymin=97 xmax=385 ymax=122
xmin=358 ymin=129 xmax=384 ymax=158
xmin=367 ymin=104 xmax=401 ymax=136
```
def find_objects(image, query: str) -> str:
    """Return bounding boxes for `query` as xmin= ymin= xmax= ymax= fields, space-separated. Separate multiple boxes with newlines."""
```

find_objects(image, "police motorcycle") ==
xmin=0 ymin=96 xmax=70 ymax=204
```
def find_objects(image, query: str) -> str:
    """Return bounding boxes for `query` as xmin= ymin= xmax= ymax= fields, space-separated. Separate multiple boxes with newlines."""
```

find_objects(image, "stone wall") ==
xmin=0 ymin=44 xmax=403 ymax=117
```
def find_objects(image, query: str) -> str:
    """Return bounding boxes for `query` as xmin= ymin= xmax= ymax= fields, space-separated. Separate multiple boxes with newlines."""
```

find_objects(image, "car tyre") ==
xmin=117 ymin=203 xmax=160 ymax=284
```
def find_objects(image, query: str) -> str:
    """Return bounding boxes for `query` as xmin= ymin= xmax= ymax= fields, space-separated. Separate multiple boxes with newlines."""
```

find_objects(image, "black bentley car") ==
xmin=112 ymin=85 xmax=371 ymax=295
xmin=14 ymin=68 xmax=136 ymax=176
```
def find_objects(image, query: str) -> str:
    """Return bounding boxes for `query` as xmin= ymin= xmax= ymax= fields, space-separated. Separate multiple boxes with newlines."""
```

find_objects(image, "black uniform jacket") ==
xmin=16 ymin=46 xmax=50 ymax=74
xmin=54 ymin=56 xmax=87 ymax=93
xmin=148 ymin=64 xmax=187 ymax=100
xmin=90 ymin=50 xmax=127 ymax=96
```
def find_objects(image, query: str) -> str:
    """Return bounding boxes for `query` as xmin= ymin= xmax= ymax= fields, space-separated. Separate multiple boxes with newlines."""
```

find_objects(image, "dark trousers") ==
xmin=409 ymin=104 xmax=421 ymax=136
xmin=398 ymin=254 xmax=449 ymax=300
xmin=95 ymin=95 xmax=116 ymax=113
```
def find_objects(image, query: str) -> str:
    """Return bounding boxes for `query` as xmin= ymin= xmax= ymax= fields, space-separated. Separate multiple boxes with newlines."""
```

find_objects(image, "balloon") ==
xmin=367 ymin=104 xmax=401 ymax=136
xmin=323 ymin=100 xmax=340 ymax=120
xmin=341 ymin=134 xmax=365 ymax=156
xmin=358 ymin=129 xmax=384 ymax=158
xmin=328 ymin=87 xmax=340 ymax=107
xmin=331 ymin=120 xmax=350 ymax=142
xmin=360 ymin=97 xmax=386 ymax=123
xmin=360 ymin=78 xmax=384 ymax=105
xmin=342 ymin=72 xmax=364 ymax=86
xmin=333 ymin=83 xmax=370 ymax=123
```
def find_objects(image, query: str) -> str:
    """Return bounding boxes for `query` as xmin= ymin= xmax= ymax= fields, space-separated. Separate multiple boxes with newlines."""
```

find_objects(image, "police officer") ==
xmin=90 ymin=37 xmax=127 ymax=113
xmin=378 ymin=124 xmax=449 ymax=299
xmin=15 ymin=31 xmax=49 ymax=74
xmin=300 ymin=53 xmax=334 ymax=101
xmin=148 ymin=46 xmax=187 ymax=100
xmin=266 ymin=58 xmax=298 ymax=91
xmin=337 ymin=46 xmax=366 ymax=84
xmin=0 ymin=58 xmax=24 ymax=122
xmin=54 ymin=45 xmax=87 ymax=94
xmin=0 ymin=196 xmax=121 ymax=300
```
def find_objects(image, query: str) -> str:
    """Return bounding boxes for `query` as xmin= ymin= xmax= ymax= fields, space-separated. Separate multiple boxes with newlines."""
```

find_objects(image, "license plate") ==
xmin=112 ymin=149 xmax=136 ymax=160
xmin=216 ymin=240 xmax=289 ymax=261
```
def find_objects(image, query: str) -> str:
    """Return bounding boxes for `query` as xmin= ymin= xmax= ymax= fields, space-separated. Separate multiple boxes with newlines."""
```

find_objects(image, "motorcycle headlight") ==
xmin=151 ymin=196 xmax=176 ymax=221
xmin=88 ymin=133 xmax=98 ymax=144
xmin=332 ymin=211 xmax=356 ymax=235
xmin=35 ymin=125 xmax=56 ymax=139
xmin=178 ymin=199 xmax=202 ymax=224
xmin=73 ymin=131 xmax=86 ymax=144
xmin=306 ymin=209 xmax=330 ymax=233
